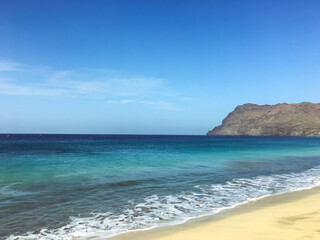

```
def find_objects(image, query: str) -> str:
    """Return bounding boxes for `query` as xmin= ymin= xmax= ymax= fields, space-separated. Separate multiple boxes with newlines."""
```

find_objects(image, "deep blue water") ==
xmin=1 ymin=134 xmax=320 ymax=239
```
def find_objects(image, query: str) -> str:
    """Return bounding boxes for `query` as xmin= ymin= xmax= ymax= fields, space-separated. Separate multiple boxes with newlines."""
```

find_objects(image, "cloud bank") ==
xmin=0 ymin=60 xmax=176 ymax=110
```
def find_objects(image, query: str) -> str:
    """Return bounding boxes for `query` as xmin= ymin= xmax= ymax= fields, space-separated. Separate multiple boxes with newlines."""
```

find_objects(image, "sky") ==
xmin=0 ymin=0 xmax=320 ymax=134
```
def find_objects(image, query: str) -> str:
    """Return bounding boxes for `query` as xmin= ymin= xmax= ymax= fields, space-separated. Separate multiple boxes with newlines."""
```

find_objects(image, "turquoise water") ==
xmin=1 ymin=134 xmax=320 ymax=239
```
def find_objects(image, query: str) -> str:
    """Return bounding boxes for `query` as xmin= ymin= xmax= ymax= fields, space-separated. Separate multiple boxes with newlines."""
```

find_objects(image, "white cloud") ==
xmin=177 ymin=97 xmax=194 ymax=101
xmin=0 ymin=60 xmax=165 ymax=98
xmin=106 ymin=99 xmax=176 ymax=111
xmin=0 ymin=60 xmax=23 ymax=72
xmin=120 ymin=99 xmax=135 ymax=104
xmin=0 ymin=77 xmax=67 ymax=96
xmin=0 ymin=60 xmax=178 ymax=111
xmin=106 ymin=99 xmax=135 ymax=104
xmin=66 ymin=77 xmax=162 ymax=97
xmin=139 ymin=100 xmax=176 ymax=110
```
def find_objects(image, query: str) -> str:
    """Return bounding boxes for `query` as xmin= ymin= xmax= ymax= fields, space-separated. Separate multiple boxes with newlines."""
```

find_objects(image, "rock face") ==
xmin=207 ymin=102 xmax=320 ymax=137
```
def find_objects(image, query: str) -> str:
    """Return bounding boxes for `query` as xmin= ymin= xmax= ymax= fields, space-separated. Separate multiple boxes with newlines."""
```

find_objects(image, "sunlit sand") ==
xmin=113 ymin=187 xmax=320 ymax=240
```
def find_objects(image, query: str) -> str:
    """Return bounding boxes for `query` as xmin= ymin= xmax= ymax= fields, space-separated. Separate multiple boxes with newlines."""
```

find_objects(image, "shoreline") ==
xmin=111 ymin=186 xmax=320 ymax=240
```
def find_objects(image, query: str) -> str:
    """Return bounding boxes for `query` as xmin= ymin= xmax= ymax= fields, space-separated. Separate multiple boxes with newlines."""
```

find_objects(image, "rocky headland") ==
xmin=207 ymin=102 xmax=320 ymax=137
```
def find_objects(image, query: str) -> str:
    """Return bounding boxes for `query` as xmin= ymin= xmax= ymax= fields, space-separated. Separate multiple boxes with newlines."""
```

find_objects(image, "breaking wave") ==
xmin=8 ymin=166 xmax=320 ymax=240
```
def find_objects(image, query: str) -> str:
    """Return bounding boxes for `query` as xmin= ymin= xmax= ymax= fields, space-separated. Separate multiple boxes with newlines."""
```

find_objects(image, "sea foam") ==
xmin=8 ymin=166 xmax=320 ymax=240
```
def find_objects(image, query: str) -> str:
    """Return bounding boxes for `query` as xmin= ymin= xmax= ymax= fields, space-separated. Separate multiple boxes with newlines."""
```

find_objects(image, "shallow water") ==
xmin=1 ymin=134 xmax=320 ymax=239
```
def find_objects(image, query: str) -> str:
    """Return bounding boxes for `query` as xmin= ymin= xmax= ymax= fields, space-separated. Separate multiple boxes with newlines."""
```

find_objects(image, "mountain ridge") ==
xmin=207 ymin=102 xmax=320 ymax=137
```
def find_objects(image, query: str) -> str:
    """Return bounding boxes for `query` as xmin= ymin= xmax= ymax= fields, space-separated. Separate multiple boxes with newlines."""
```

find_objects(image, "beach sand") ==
xmin=111 ymin=187 xmax=320 ymax=240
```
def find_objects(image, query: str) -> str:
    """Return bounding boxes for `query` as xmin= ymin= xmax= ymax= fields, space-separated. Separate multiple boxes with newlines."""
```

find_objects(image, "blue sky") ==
xmin=0 ymin=0 xmax=320 ymax=134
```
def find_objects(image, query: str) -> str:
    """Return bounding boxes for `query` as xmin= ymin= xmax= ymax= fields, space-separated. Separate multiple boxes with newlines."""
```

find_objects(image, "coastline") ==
xmin=3 ymin=135 xmax=320 ymax=239
xmin=111 ymin=186 xmax=320 ymax=240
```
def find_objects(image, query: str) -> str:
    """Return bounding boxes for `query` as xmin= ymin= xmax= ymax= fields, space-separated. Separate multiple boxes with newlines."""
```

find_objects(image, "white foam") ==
xmin=7 ymin=166 xmax=320 ymax=240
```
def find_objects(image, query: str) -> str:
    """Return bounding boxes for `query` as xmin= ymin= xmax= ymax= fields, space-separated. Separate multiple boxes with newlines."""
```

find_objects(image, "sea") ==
xmin=1 ymin=134 xmax=320 ymax=239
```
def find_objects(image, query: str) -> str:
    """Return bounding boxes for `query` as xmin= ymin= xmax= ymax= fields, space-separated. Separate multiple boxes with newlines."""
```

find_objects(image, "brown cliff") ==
xmin=207 ymin=102 xmax=320 ymax=137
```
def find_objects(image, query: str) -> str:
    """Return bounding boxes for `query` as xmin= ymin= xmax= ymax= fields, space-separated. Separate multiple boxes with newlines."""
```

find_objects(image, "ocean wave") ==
xmin=0 ymin=183 xmax=32 ymax=199
xmin=7 ymin=166 xmax=320 ymax=240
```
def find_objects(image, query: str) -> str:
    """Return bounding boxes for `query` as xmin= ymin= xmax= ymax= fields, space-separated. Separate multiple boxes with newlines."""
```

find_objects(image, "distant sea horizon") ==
xmin=3 ymin=133 xmax=320 ymax=137
xmin=1 ymin=134 xmax=320 ymax=239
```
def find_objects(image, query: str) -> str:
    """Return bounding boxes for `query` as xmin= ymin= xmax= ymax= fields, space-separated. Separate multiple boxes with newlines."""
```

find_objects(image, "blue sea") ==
xmin=1 ymin=134 xmax=320 ymax=240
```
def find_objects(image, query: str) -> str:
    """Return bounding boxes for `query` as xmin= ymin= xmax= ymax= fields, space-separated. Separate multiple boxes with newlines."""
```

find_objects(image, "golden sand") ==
xmin=112 ymin=187 xmax=320 ymax=240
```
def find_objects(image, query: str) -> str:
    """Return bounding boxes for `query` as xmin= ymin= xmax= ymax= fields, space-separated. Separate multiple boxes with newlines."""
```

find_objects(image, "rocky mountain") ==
xmin=207 ymin=102 xmax=320 ymax=137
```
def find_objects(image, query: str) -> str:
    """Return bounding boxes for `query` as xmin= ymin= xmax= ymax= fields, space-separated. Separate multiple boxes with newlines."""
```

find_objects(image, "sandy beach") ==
xmin=112 ymin=187 xmax=320 ymax=240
